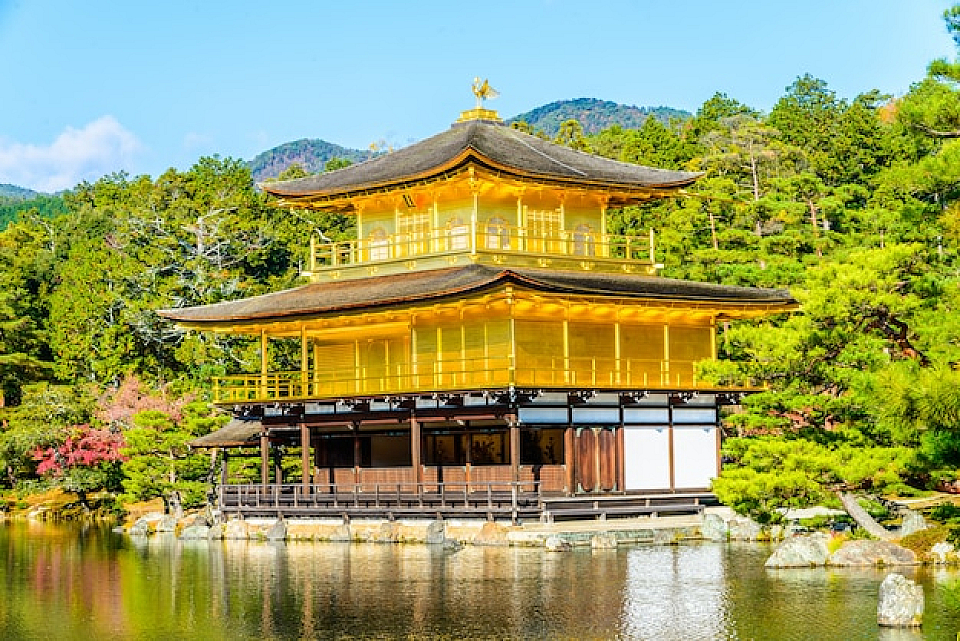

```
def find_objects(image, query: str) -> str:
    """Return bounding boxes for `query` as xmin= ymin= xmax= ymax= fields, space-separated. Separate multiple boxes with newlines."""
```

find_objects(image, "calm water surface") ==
xmin=1 ymin=520 xmax=959 ymax=640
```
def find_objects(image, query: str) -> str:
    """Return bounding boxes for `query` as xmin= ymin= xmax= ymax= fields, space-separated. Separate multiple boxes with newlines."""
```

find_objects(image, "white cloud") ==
xmin=182 ymin=131 xmax=214 ymax=152
xmin=0 ymin=116 xmax=143 ymax=192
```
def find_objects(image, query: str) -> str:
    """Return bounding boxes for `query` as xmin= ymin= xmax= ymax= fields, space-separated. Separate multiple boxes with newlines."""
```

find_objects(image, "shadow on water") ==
xmin=1 ymin=522 xmax=959 ymax=640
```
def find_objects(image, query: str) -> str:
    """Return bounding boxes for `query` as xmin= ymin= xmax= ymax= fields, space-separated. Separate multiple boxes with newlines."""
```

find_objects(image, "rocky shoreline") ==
xmin=113 ymin=506 xmax=960 ymax=564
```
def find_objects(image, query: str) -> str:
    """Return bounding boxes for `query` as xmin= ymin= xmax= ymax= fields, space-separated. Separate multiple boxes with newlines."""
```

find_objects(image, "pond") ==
xmin=1 ymin=520 xmax=959 ymax=640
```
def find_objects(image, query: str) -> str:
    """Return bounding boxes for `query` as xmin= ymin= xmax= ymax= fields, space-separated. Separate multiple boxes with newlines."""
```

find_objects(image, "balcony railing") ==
xmin=308 ymin=224 xmax=655 ymax=271
xmin=213 ymin=356 xmax=725 ymax=404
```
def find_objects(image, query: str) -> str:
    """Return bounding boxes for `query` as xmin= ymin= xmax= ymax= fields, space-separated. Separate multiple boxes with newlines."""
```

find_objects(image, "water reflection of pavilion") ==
xmin=161 ymin=98 xmax=795 ymax=522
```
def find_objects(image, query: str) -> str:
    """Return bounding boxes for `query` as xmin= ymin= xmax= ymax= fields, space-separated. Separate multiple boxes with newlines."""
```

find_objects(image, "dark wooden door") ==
xmin=575 ymin=427 xmax=618 ymax=493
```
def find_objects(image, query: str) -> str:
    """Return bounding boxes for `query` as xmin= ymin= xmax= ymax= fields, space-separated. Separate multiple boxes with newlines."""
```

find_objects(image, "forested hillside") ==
xmin=0 ymin=192 xmax=67 ymax=230
xmin=0 ymin=184 xmax=41 ymax=199
xmin=3 ymin=6 xmax=960 ymax=517
xmin=508 ymin=98 xmax=689 ymax=136
xmin=247 ymin=138 xmax=374 ymax=183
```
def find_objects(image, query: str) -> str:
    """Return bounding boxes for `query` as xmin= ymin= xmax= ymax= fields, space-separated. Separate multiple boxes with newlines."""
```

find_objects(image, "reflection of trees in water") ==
xmin=7 ymin=525 xmax=960 ymax=639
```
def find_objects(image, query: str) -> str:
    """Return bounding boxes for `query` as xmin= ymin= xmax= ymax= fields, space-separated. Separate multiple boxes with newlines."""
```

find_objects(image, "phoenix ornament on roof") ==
xmin=472 ymin=77 xmax=499 ymax=108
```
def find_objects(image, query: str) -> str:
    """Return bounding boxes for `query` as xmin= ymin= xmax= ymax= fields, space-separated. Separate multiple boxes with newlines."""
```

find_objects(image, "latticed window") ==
xmin=572 ymin=223 xmax=596 ymax=256
xmin=445 ymin=216 xmax=469 ymax=250
xmin=526 ymin=209 xmax=560 ymax=253
xmin=368 ymin=227 xmax=389 ymax=261
xmin=397 ymin=211 xmax=431 ymax=256
xmin=485 ymin=216 xmax=510 ymax=250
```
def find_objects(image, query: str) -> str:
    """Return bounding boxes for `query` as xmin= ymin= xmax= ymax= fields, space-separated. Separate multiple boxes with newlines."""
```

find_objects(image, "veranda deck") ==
xmin=218 ymin=483 xmax=712 ymax=524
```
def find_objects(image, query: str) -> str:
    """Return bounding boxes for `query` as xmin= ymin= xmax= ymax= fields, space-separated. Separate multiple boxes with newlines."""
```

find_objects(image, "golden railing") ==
xmin=309 ymin=224 xmax=654 ymax=269
xmin=213 ymin=356 xmax=716 ymax=404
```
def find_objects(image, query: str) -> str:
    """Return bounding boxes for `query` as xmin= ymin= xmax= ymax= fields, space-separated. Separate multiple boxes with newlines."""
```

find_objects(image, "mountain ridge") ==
xmin=247 ymin=98 xmax=689 ymax=182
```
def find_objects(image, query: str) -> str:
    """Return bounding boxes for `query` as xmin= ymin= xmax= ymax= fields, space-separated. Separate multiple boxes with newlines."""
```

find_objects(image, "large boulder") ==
xmin=929 ymin=541 xmax=956 ymax=565
xmin=179 ymin=524 xmax=211 ymax=540
xmin=828 ymin=540 xmax=918 ymax=567
xmin=372 ymin=521 xmax=399 ymax=543
xmin=591 ymin=533 xmax=618 ymax=550
xmin=877 ymin=573 xmax=924 ymax=628
xmin=701 ymin=513 xmax=728 ymax=541
xmin=264 ymin=519 xmax=287 ymax=541
xmin=127 ymin=511 xmax=167 ymax=536
xmin=727 ymin=516 xmax=763 ymax=541
xmin=473 ymin=521 xmax=509 ymax=546
xmin=155 ymin=515 xmax=178 ymax=533
xmin=545 ymin=536 xmax=572 ymax=552
xmin=223 ymin=519 xmax=250 ymax=540
xmin=425 ymin=519 xmax=446 ymax=545
xmin=765 ymin=533 xmax=830 ymax=568
xmin=128 ymin=518 xmax=152 ymax=537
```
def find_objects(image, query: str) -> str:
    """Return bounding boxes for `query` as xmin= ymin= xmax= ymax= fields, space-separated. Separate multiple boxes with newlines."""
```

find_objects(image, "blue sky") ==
xmin=0 ymin=0 xmax=955 ymax=192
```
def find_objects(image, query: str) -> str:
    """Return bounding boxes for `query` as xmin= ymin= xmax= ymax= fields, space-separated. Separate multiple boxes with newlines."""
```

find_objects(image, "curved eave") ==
xmin=158 ymin=267 xmax=797 ymax=333
xmin=159 ymin=271 xmax=510 ymax=330
xmin=263 ymin=147 xmax=701 ymax=211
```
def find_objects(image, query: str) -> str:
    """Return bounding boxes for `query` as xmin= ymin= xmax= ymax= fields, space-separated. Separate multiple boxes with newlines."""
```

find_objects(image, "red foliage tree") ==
xmin=35 ymin=425 xmax=126 ymax=476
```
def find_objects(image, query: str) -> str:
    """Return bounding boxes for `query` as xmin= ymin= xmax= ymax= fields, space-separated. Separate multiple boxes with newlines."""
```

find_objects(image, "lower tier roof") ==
xmin=158 ymin=264 xmax=796 ymax=327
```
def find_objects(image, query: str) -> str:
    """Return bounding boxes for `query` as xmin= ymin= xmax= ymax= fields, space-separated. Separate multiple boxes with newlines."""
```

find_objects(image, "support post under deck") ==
xmin=260 ymin=434 xmax=270 ymax=485
xmin=301 ymin=422 xmax=311 ymax=490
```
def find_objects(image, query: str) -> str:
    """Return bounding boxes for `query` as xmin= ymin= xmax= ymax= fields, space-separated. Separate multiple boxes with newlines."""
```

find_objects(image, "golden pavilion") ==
xmin=160 ymin=97 xmax=796 ymax=521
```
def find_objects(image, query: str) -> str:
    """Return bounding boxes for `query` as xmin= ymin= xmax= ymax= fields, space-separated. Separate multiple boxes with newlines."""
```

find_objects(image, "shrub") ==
xmin=899 ymin=525 xmax=949 ymax=556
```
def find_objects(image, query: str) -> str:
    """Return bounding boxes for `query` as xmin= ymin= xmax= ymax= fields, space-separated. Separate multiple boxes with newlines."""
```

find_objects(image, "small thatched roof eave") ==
xmin=189 ymin=418 xmax=264 ymax=448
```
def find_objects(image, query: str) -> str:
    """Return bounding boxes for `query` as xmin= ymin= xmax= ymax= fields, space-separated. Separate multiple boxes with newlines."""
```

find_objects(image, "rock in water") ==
xmin=930 ymin=541 xmax=956 ymax=565
xmin=128 ymin=518 xmax=151 ymax=537
xmin=591 ymin=533 xmax=618 ymax=550
xmin=179 ymin=524 xmax=210 ymax=540
xmin=545 ymin=536 xmax=572 ymax=552
xmin=727 ymin=516 xmax=762 ymax=541
xmin=155 ymin=515 xmax=178 ymax=533
xmin=701 ymin=513 xmax=728 ymax=542
xmin=877 ymin=573 xmax=923 ymax=628
xmin=425 ymin=519 xmax=445 ymax=545
xmin=765 ymin=533 xmax=830 ymax=568
xmin=223 ymin=519 xmax=249 ymax=540
xmin=828 ymin=540 xmax=918 ymax=567
xmin=265 ymin=519 xmax=287 ymax=541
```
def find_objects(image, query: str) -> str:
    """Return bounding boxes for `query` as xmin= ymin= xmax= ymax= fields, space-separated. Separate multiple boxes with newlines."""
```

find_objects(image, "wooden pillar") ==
xmin=714 ymin=397 xmax=723 ymax=479
xmin=509 ymin=418 xmax=520 ymax=484
xmin=260 ymin=329 xmax=268 ymax=377
xmin=465 ymin=430 xmax=472 ymax=490
xmin=300 ymin=422 xmax=311 ymax=490
xmin=260 ymin=434 xmax=270 ymax=485
xmin=353 ymin=424 xmax=361 ymax=485
xmin=668 ymin=399 xmax=676 ymax=491
xmin=470 ymin=177 xmax=478 ymax=255
xmin=301 ymin=325 xmax=309 ymax=391
xmin=221 ymin=449 xmax=229 ymax=486
xmin=410 ymin=414 xmax=422 ymax=486
xmin=564 ymin=426 xmax=575 ymax=495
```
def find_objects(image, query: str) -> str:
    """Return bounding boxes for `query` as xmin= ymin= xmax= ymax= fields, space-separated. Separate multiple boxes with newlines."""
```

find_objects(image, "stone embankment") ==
xmin=122 ymin=509 xmax=715 ymax=549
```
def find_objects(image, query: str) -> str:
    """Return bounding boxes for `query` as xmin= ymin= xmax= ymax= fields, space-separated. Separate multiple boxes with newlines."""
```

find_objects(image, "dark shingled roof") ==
xmin=158 ymin=264 xmax=796 ymax=326
xmin=262 ymin=119 xmax=701 ymax=200
xmin=189 ymin=419 xmax=263 ymax=448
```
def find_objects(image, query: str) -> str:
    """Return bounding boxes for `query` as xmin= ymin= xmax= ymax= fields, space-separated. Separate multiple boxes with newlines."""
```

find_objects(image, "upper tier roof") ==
xmin=158 ymin=264 xmax=796 ymax=327
xmin=261 ymin=119 xmax=701 ymax=205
